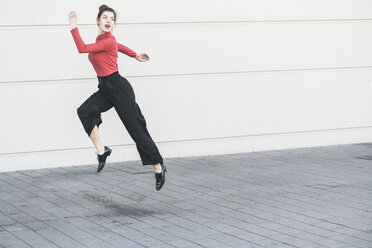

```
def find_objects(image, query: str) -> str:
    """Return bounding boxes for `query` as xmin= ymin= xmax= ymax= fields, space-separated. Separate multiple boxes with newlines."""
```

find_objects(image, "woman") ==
xmin=68 ymin=5 xmax=166 ymax=191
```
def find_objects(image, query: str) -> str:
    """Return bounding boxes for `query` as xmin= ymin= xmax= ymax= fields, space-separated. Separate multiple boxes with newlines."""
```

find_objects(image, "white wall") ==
xmin=1 ymin=0 xmax=372 ymax=172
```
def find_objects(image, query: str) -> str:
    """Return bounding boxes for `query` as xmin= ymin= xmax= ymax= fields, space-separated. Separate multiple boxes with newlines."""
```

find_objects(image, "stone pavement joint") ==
xmin=1 ymin=143 xmax=372 ymax=248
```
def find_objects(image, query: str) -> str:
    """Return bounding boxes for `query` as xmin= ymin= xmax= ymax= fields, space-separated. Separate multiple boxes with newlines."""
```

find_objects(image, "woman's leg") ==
xmin=77 ymin=89 xmax=113 ymax=154
xmin=90 ymin=124 xmax=105 ymax=155
xmin=102 ymin=75 xmax=166 ymax=189
xmin=110 ymin=77 xmax=163 ymax=167
xmin=77 ymin=89 xmax=114 ymax=173
xmin=153 ymin=163 xmax=161 ymax=173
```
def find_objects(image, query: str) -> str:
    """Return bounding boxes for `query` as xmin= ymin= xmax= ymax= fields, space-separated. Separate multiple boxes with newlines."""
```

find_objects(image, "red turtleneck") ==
xmin=70 ymin=27 xmax=137 ymax=77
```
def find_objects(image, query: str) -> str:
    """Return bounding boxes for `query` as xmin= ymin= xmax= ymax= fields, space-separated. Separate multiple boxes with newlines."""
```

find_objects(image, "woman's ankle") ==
xmin=153 ymin=163 xmax=161 ymax=173
xmin=97 ymin=145 xmax=105 ymax=155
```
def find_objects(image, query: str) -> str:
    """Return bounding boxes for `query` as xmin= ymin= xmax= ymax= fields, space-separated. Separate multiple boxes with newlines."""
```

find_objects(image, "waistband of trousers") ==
xmin=97 ymin=71 xmax=120 ymax=81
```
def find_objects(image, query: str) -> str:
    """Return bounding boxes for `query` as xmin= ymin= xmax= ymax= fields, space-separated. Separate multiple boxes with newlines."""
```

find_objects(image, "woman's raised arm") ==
xmin=70 ymin=27 xmax=115 ymax=53
xmin=69 ymin=11 xmax=115 ymax=53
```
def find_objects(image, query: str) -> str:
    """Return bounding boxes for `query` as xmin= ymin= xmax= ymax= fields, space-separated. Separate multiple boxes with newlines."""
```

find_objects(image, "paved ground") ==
xmin=1 ymin=143 xmax=372 ymax=248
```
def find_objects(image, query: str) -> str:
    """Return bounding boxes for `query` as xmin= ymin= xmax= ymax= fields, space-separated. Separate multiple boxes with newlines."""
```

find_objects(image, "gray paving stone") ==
xmin=253 ymin=238 xmax=288 ymax=247
xmin=150 ymin=244 xmax=176 ymax=248
xmin=328 ymin=233 xmax=366 ymax=244
xmin=0 ymin=212 xmax=18 ymax=226
xmin=269 ymin=233 xmax=320 ymax=248
xmin=17 ymin=231 xmax=60 ymax=247
xmin=350 ymin=239 xmax=372 ymax=248
xmin=1 ymin=143 xmax=372 ymax=247
xmin=193 ymin=237 xmax=235 ymax=247
xmin=0 ymin=228 xmax=31 ymax=248
xmin=43 ymin=219 xmax=115 ymax=248
xmin=163 ymin=237 xmax=203 ymax=248
xmin=24 ymin=222 xmax=87 ymax=247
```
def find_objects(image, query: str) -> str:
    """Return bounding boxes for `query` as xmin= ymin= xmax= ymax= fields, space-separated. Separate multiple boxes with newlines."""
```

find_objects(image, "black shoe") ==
xmin=97 ymin=146 xmax=112 ymax=173
xmin=155 ymin=164 xmax=166 ymax=191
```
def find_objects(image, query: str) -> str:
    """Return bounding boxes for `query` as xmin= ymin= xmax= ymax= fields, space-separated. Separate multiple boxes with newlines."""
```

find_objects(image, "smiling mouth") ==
xmin=105 ymin=25 xmax=110 ymax=28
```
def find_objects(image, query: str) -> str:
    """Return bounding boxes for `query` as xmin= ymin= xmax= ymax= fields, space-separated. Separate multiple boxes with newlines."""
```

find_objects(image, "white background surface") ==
xmin=1 ymin=1 xmax=372 ymax=171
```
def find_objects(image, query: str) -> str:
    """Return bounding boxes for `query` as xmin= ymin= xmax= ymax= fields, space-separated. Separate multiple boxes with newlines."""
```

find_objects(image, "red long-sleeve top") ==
xmin=70 ymin=27 xmax=137 ymax=77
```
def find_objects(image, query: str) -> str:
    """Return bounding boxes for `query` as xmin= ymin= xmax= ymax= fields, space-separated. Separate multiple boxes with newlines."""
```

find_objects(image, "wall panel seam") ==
xmin=2 ymin=125 xmax=372 ymax=156
xmin=2 ymin=66 xmax=372 ymax=85
xmin=2 ymin=19 xmax=372 ymax=28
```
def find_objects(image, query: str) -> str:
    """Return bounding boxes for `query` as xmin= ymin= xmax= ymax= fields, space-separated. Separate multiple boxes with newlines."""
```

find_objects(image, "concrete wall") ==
xmin=1 ymin=0 xmax=372 ymax=172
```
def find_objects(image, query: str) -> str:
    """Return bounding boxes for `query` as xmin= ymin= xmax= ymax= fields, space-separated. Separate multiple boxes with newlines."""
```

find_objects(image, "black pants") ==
xmin=77 ymin=71 xmax=163 ymax=166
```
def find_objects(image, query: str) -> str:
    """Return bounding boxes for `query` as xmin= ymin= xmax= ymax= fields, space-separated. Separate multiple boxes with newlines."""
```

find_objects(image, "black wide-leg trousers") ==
xmin=77 ymin=71 xmax=163 ymax=166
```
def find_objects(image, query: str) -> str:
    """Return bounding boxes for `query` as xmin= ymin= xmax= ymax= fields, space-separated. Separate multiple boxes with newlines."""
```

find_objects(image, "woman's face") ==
xmin=97 ymin=11 xmax=115 ymax=33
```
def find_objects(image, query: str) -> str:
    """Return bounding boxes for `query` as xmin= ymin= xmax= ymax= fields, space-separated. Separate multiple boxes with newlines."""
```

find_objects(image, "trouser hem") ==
xmin=87 ymin=118 xmax=102 ymax=137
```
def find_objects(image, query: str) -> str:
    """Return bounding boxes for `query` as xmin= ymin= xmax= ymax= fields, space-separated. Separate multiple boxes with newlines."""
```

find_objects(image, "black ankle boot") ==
xmin=155 ymin=164 xmax=166 ymax=191
xmin=97 ymin=146 xmax=112 ymax=173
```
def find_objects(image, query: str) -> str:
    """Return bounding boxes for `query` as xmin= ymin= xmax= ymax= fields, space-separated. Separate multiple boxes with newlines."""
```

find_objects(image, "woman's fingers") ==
xmin=68 ymin=11 xmax=77 ymax=28
xmin=143 ymin=54 xmax=150 ymax=60
xmin=69 ymin=11 xmax=77 ymax=18
xmin=136 ymin=54 xmax=150 ymax=62
xmin=141 ymin=54 xmax=150 ymax=60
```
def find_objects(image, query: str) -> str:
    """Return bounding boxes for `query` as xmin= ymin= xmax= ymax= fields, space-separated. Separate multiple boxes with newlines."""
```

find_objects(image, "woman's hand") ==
xmin=135 ymin=53 xmax=150 ymax=62
xmin=68 ymin=11 xmax=77 ymax=29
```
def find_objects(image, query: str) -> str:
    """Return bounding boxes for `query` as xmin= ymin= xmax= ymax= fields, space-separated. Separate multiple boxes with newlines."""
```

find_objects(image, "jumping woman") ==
xmin=68 ymin=5 xmax=166 ymax=191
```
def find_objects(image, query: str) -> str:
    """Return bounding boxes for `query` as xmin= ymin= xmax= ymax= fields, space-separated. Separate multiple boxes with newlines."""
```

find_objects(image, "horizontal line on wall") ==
xmin=2 ymin=125 xmax=372 ymax=156
xmin=1 ymin=65 xmax=372 ymax=85
xmin=1 ymin=18 xmax=372 ymax=28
